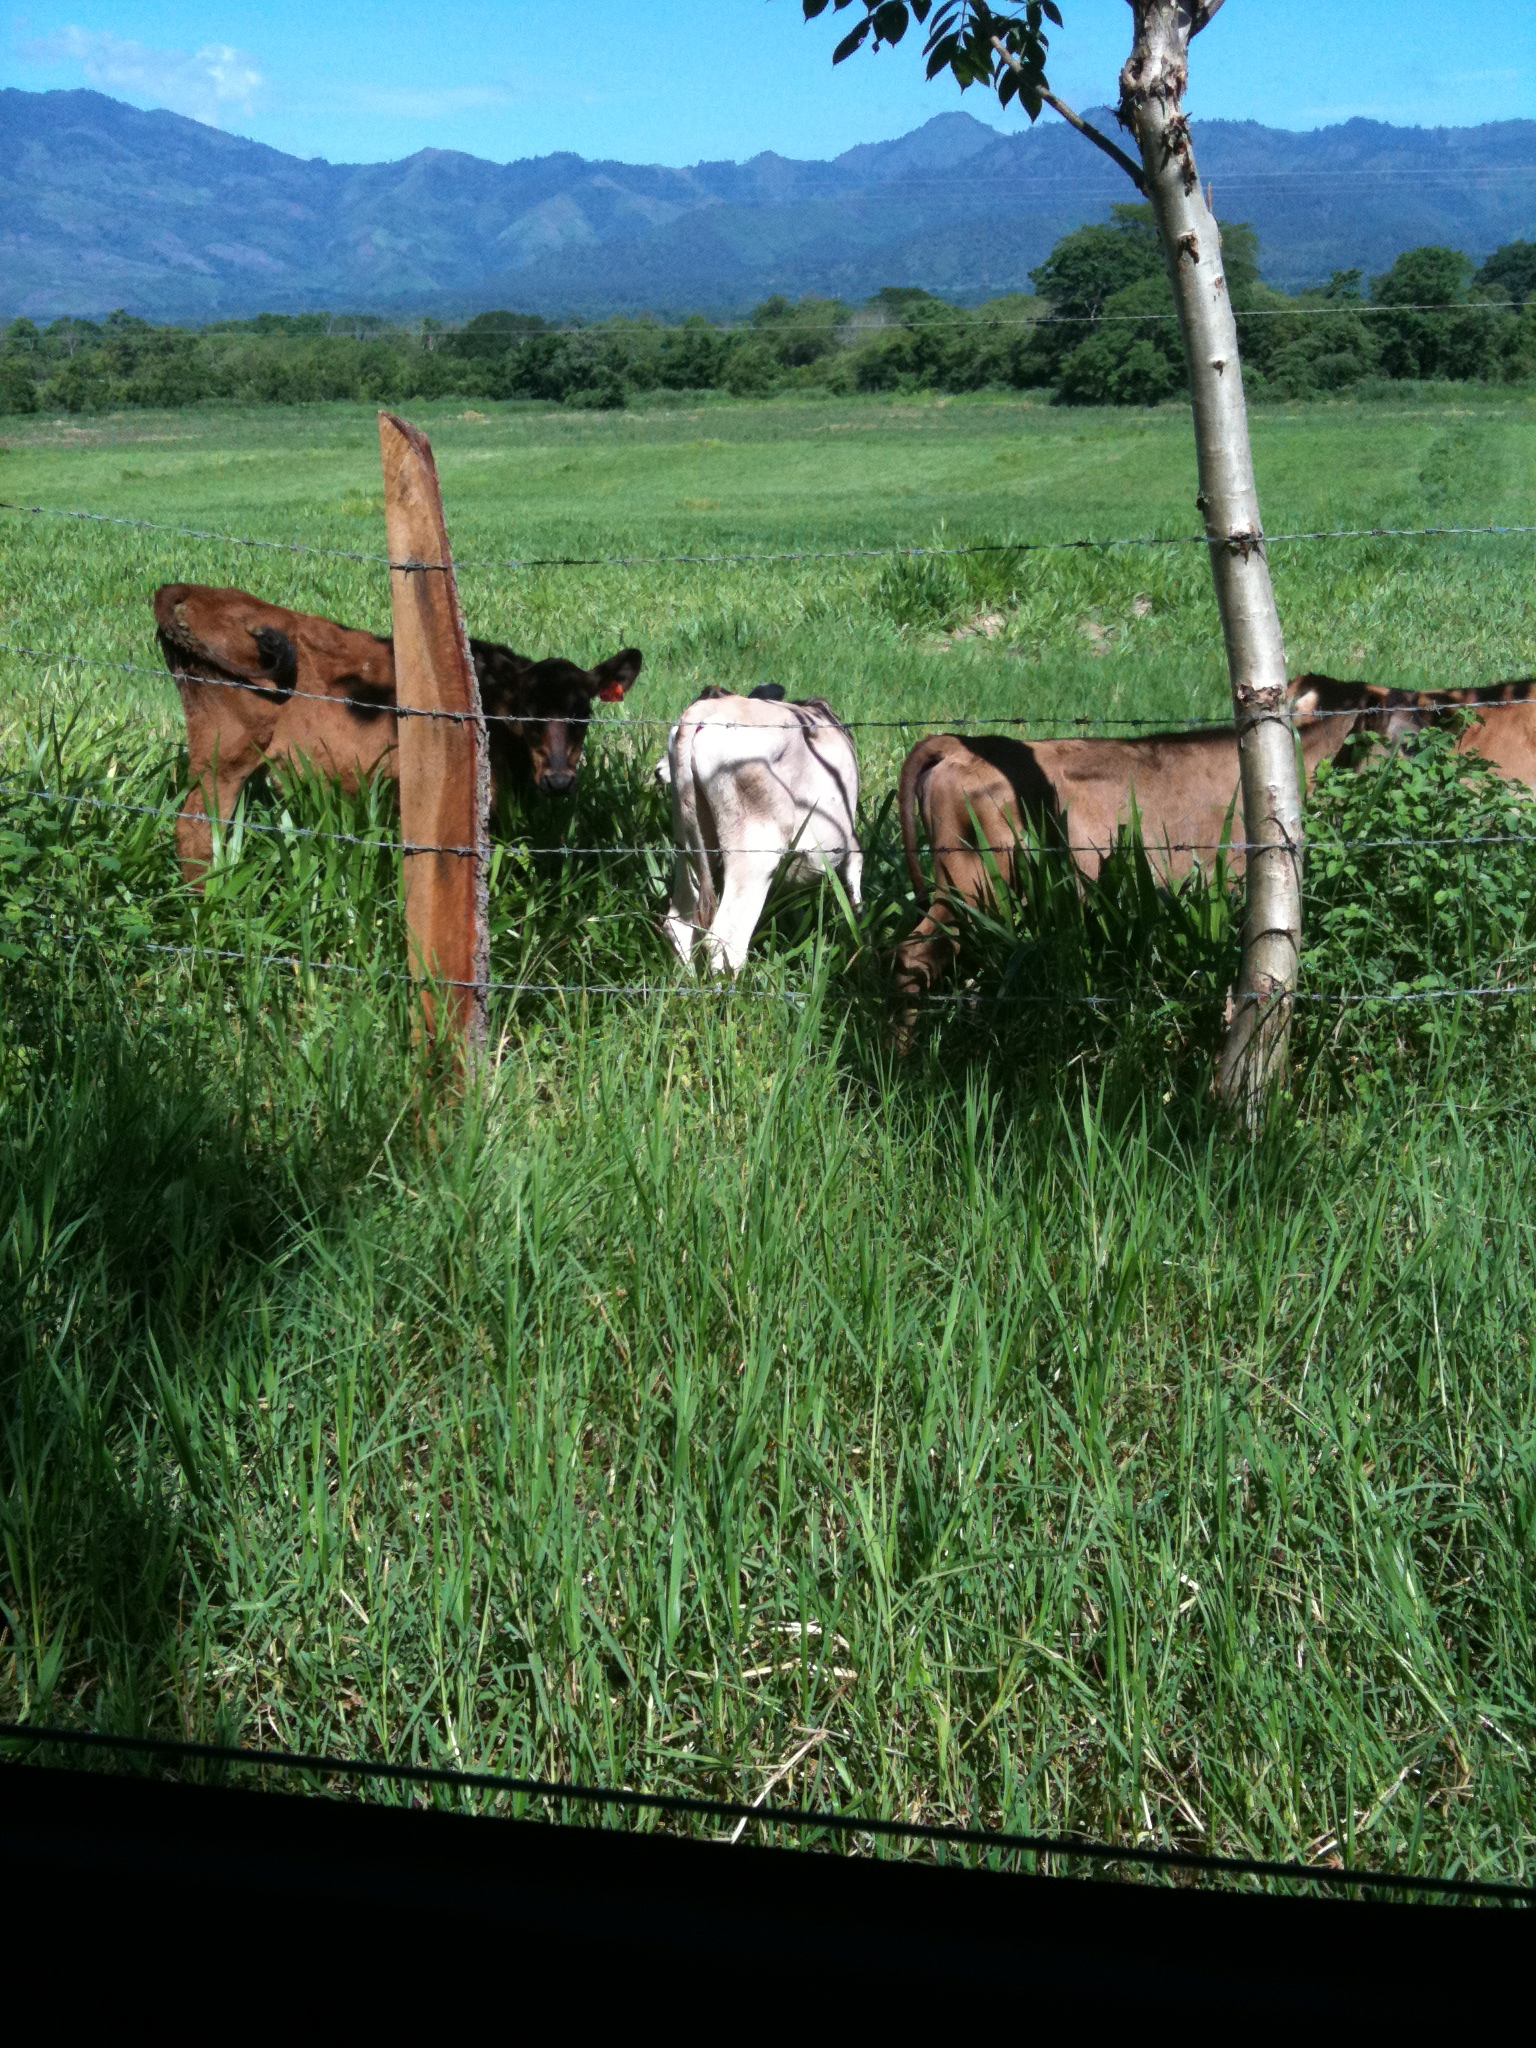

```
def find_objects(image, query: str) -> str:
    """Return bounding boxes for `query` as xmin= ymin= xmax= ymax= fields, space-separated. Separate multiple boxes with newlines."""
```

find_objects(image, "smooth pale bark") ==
xmin=1121 ymin=0 xmax=1302 ymax=1113
xmin=380 ymin=410 xmax=490 ymax=1067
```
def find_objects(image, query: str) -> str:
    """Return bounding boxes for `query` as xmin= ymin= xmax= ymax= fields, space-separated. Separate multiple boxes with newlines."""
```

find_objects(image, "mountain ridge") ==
xmin=2 ymin=88 xmax=1533 ymax=323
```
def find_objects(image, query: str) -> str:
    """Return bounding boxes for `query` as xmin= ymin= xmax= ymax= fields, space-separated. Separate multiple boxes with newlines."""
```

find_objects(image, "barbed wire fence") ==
xmin=3 ymin=496 xmax=1536 ymax=1020
xmin=5 ymin=485 xmax=1536 ymax=1878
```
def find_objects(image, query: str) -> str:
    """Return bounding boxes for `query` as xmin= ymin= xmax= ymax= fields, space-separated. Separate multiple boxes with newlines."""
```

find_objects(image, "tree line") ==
xmin=2 ymin=220 xmax=1533 ymax=417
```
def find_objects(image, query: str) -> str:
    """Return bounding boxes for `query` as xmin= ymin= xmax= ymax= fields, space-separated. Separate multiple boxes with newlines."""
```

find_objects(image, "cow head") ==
xmin=472 ymin=642 xmax=642 ymax=797
xmin=153 ymin=583 xmax=393 ymax=708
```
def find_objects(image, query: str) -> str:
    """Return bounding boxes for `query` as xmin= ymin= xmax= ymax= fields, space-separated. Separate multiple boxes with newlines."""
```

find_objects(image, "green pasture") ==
xmin=3 ymin=389 xmax=1536 ymax=1885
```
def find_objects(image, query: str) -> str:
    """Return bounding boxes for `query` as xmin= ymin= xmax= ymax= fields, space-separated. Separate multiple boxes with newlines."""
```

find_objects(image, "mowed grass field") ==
xmin=3 ymin=386 xmax=1536 ymax=1883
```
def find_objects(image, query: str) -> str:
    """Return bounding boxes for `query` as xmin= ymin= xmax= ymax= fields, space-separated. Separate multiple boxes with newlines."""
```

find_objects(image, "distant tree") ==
xmin=0 ymin=357 xmax=38 ymax=415
xmin=1373 ymin=245 xmax=1472 ymax=309
xmin=444 ymin=310 xmax=547 ymax=360
xmin=868 ymin=285 xmax=943 ymax=314
xmin=750 ymin=293 xmax=849 ymax=368
xmin=1372 ymin=246 xmax=1500 ymax=381
xmin=1031 ymin=205 xmax=1163 ymax=319
xmin=802 ymin=1 xmax=1298 ymax=1105
xmin=1475 ymin=240 xmax=1536 ymax=309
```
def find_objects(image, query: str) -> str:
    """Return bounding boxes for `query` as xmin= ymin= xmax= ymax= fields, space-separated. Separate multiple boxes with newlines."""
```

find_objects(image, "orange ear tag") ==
xmin=598 ymin=683 xmax=626 ymax=702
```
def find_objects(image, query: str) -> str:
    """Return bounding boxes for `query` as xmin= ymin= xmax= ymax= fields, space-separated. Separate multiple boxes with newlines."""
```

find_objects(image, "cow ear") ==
xmin=471 ymin=639 xmax=532 ymax=688
xmin=592 ymin=648 xmax=642 ymax=703
xmin=251 ymin=626 xmax=298 ymax=691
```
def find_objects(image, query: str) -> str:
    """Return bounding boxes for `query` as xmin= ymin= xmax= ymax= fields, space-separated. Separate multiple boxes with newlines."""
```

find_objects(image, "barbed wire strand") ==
xmin=2 ymin=1721 xmax=1527 ymax=1903
xmin=4 ymin=639 xmax=1533 ymax=737
xmin=0 ymin=638 xmax=1258 ymax=733
xmin=4 ymin=498 xmax=1534 ymax=573
xmin=9 ymin=778 xmax=1536 ymax=863
xmin=13 ymin=917 xmax=1536 ymax=1014
xmin=0 ymin=783 xmax=476 ymax=857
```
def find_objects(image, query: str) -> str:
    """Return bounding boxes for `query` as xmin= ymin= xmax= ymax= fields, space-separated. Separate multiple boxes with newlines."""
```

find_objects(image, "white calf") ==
xmin=660 ymin=692 xmax=863 ymax=972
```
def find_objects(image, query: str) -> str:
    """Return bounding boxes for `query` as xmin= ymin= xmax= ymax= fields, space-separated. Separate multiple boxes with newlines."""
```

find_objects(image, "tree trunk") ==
xmin=1121 ymin=1 xmax=1301 ymax=1115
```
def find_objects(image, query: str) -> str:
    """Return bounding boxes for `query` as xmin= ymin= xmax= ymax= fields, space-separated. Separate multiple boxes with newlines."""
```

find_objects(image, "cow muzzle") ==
xmin=539 ymin=769 xmax=577 ymax=794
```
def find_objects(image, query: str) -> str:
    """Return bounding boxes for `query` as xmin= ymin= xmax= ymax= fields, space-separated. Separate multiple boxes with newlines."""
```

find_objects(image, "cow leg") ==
xmin=890 ymin=820 xmax=1016 ymax=1050
xmin=840 ymin=843 xmax=864 ymax=914
xmin=176 ymin=783 xmax=215 ymax=884
xmin=893 ymin=895 xmax=962 ymax=995
xmin=663 ymin=850 xmax=703 ymax=963
xmin=176 ymin=685 xmax=267 ymax=889
xmin=177 ymin=753 xmax=259 ymax=889
xmin=704 ymin=850 xmax=780 ymax=975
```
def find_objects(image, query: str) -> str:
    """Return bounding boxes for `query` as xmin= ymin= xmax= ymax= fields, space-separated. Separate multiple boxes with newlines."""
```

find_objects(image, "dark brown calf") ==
xmin=892 ymin=676 xmax=1380 ymax=1006
xmin=154 ymin=584 xmax=640 ymax=883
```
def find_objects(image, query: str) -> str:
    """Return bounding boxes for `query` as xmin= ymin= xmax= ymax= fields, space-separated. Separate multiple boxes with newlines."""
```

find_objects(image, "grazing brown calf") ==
xmin=154 ymin=584 xmax=640 ymax=883
xmin=892 ymin=675 xmax=1378 ymax=1005
xmin=1340 ymin=675 xmax=1536 ymax=793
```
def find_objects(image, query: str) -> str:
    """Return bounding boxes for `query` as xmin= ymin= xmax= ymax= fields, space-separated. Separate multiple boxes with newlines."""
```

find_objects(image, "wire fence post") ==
xmin=379 ymin=411 xmax=489 ymax=1066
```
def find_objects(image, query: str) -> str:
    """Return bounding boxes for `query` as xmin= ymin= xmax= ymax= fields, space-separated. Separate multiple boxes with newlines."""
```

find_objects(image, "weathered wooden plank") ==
xmin=379 ymin=411 xmax=489 ymax=1060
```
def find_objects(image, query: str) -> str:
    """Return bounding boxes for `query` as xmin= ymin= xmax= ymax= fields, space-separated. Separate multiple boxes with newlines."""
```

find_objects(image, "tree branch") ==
xmin=1192 ymin=0 xmax=1230 ymax=32
xmin=1039 ymin=89 xmax=1148 ymax=190
xmin=988 ymin=38 xmax=1149 ymax=191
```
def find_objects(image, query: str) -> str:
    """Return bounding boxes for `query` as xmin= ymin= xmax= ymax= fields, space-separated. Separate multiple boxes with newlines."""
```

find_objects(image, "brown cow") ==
xmin=1347 ymin=675 xmax=1536 ymax=792
xmin=154 ymin=583 xmax=641 ymax=883
xmin=892 ymin=675 xmax=1380 ymax=1005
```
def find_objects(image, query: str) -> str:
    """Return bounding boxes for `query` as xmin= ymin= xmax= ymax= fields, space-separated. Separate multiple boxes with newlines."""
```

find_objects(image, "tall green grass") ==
xmin=2 ymin=392 xmax=1535 ymax=1882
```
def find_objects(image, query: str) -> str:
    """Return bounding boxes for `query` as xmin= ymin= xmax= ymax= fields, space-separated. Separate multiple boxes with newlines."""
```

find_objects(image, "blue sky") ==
xmin=5 ymin=3 xmax=1533 ymax=165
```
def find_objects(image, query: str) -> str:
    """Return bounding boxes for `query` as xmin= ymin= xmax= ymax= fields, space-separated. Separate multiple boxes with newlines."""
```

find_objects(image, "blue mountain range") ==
xmin=3 ymin=87 xmax=1533 ymax=322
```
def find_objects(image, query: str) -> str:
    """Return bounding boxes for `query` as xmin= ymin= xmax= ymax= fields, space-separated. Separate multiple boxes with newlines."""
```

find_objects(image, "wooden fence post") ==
xmin=379 ymin=411 xmax=489 ymax=1063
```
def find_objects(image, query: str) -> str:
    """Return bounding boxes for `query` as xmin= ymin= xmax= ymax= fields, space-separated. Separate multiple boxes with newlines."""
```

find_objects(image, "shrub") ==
xmin=1025 ymin=205 xmax=1165 ymax=384
xmin=1242 ymin=271 xmax=1380 ymax=397
xmin=1476 ymin=239 xmax=1536 ymax=309
xmin=1055 ymin=273 xmax=1185 ymax=407
xmin=1370 ymin=246 xmax=1505 ymax=382
xmin=1301 ymin=723 xmax=1536 ymax=1085
xmin=0 ymin=356 xmax=38 ymax=415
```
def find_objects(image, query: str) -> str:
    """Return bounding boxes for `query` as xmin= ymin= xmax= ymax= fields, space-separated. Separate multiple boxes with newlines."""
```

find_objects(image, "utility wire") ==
xmin=1 ymin=299 xmax=1528 ymax=351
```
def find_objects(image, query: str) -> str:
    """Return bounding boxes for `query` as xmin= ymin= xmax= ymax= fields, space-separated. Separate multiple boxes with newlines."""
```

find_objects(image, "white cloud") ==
xmin=20 ymin=26 xmax=264 ymax=127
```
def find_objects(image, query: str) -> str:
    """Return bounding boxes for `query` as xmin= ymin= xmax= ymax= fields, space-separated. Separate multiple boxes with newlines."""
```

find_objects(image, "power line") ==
xmin=3 ymin=302 xmax=1523 ymax=352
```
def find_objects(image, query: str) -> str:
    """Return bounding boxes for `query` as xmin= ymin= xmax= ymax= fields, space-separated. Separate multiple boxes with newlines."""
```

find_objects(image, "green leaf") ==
xmin=926 ymin=33 xmax=960 ymax=78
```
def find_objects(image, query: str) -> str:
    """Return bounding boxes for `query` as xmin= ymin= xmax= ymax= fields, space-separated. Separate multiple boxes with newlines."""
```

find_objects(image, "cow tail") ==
xmin=673 ymin=714 xmax=717 ymax=929
xmin=899 ymin=735 xmax=948 ymax=908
